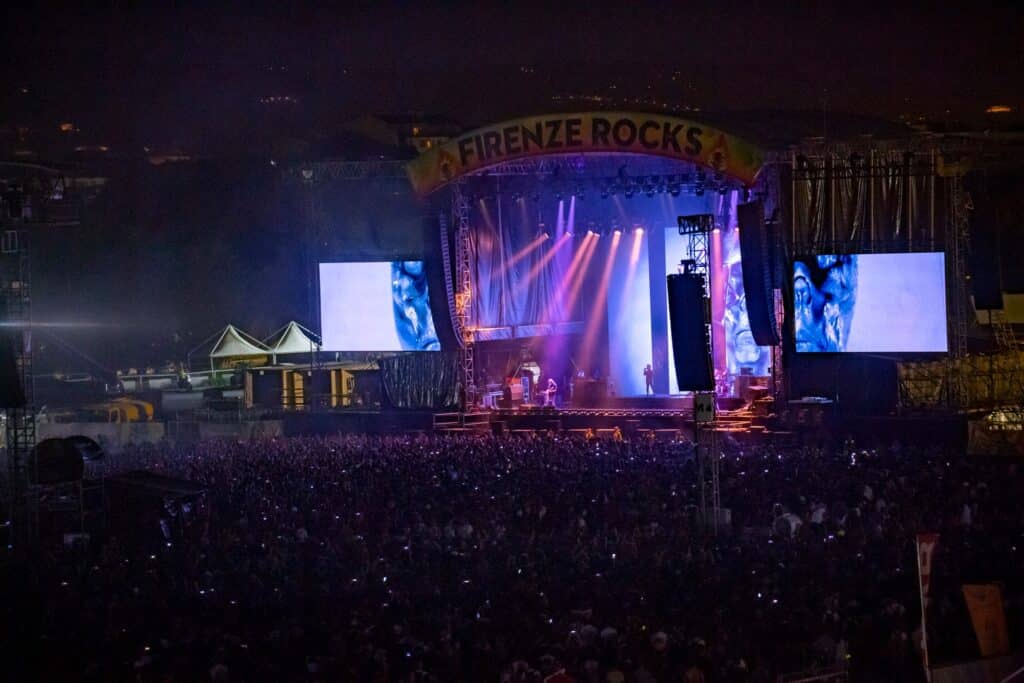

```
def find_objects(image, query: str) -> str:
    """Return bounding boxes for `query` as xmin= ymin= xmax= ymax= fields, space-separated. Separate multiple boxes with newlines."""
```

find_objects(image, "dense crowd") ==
xmin=6 ymin=433 xmax=1022 ymax=682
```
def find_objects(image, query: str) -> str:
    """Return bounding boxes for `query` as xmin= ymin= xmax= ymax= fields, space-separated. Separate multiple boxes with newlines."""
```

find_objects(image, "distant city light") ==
xmin=986 ymin=105 xmax=1012 ymax=114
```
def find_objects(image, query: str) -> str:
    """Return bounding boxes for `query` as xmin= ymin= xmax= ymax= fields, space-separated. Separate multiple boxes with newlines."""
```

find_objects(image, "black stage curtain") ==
xmin=380 ymin=352 xmax=460 ymax=410
xmin=964 ymin=172 xmax=1003 ymax=310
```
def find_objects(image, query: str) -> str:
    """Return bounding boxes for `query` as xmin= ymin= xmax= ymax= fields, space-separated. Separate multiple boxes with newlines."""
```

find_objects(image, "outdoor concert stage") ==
xmin=295 ymin=110 xmax=980 ymax=437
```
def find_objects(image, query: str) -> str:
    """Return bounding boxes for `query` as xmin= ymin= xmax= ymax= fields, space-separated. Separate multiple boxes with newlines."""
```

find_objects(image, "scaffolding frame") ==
xmin=781 ymin=143 xmax=980 ymax=414
xmin=946 ymin=171 xmax=971 ymax=409
xmin=2 ymin=229 xmax=35 ymax=547
xmin=450 ymin=181 xmax=476 ymax=409
xmin=678 ymin=213 xmax=721 ymax=532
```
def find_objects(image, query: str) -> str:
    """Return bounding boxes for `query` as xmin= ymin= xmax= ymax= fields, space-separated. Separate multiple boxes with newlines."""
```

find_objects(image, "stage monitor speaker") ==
xmin=737 ymin=201 xmax=781 ymax=346
xmin=667 ymin=273 xmax=713 ymax=391
xmin=0 ymin=328 xmax=25 ymax=409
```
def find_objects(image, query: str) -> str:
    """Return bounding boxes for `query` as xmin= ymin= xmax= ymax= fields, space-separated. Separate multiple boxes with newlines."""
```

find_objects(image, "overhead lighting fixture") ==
xmin=677 ymin=213 xmax=715 ymax=234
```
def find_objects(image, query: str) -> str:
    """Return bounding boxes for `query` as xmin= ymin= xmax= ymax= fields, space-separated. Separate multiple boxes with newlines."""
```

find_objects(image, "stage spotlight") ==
xmin=669 ymin=184 xmax=681 ymax=197
xmin=718 ymin=186 xmax=728 ymax=196
xmin=554 ymin=191 xmax=563 ymax=201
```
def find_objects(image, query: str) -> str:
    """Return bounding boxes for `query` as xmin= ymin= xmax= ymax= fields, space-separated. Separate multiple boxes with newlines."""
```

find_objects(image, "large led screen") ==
xmin=793 ymin=252 xmax=947 ymax=353
xmin=319 ymin=261 xmax=440 ymax=351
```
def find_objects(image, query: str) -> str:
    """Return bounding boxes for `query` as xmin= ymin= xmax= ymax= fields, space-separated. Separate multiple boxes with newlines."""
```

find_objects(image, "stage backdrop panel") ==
xmin=607 ymin=231 xmax=653 ymax=396
xmin=320 ymin=261 xmax=440 ymax=352
xmin=793 ymin=252 xmax=947 ymax=353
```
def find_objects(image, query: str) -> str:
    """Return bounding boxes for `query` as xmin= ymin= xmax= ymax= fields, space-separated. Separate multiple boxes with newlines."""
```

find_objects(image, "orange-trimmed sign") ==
xmin=962 ymin=584 xmax=1010 ymax=658
xmin=406 ymin=111 xmax=764 ymax=196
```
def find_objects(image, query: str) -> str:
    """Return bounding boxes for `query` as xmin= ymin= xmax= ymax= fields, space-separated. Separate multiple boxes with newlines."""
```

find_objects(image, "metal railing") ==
xmin=777 ymin=666 xmax=848 ymax=683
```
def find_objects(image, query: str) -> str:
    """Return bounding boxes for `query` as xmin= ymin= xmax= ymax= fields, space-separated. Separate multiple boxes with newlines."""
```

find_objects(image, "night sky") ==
xmin=4 ymin=2 xmax=1024 ymax=373
xmin=4 ymin=2 xmax=1023 ymax=153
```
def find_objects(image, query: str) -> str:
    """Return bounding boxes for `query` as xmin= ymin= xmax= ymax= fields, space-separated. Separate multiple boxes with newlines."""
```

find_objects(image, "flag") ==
xmin=916 ymin=533 xmax=940 ymax=681
xmin=916 ymin=533 xmax=939 ymax=606
xmin=962 ymin=584 xmax=1010 ymax=658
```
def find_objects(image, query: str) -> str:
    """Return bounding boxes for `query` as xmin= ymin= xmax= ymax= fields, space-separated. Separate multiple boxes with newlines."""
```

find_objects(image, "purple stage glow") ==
xmin=464 ymin=175 xmax=763 ymax=397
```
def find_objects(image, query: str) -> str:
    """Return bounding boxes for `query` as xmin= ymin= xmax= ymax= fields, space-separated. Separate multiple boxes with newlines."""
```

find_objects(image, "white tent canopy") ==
xmin=267 ymin=321 xmax=321 ymax=358
xmin=208 ymin=324 xmax=270 ymax=368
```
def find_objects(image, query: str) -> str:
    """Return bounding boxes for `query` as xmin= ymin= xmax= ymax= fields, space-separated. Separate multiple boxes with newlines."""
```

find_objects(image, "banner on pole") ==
xmin=916 ymin=533 xmax=940 ymax=681
xmin=917 ymin=533 xmax=940 ymax=605
xmin=962 ymin=584 xmax=1010 ymax=658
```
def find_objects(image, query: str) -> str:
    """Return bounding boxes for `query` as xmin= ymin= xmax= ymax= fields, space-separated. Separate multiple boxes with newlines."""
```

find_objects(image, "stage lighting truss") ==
xmin=676 ymin=213 xmax=715 ymax=235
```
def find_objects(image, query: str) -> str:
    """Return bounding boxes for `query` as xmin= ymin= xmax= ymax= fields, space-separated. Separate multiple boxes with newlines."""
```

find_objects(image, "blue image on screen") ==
xmin=794 ymin=252 xmax=947 ymax=353
xmin=391 ymin=260 xmax=440 ymax=351
xmin=793 ymin=255 xmax=859 ymax=352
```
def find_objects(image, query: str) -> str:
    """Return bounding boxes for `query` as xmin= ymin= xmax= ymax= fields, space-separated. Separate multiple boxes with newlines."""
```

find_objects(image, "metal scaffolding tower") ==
xmin=450 ymin=181 xmax=476 ymax=409
xmin=677 ymin=212 xmax=721 ymax=533
xmin=2 ymin=229 xmax=34 ymax=547
xmin=948 ymin=172 xmax=971 ymax=409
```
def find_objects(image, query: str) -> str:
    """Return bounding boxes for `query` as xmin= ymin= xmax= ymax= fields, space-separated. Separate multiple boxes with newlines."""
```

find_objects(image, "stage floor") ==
xmin=601 ymin=394 xmax=694 ymax=411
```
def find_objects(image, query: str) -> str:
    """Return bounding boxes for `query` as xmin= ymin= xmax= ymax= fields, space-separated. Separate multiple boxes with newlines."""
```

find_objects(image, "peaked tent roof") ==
xmin=268 ymin=321 xmax=321 ymax=354
xmin=209 ymin=324 xmax=270 ymax=359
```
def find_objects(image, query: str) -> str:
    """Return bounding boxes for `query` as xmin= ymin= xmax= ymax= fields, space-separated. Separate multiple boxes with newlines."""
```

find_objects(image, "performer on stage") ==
xmin=643 ymin=363 xmax=654 ymax=395
xmin=544 ymin=378 xmax=557 ymax=407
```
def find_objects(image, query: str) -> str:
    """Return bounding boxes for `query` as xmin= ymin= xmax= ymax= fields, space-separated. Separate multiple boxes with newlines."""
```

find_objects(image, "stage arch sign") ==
xmin=406 ymin=111 xmax=764 ymax=196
